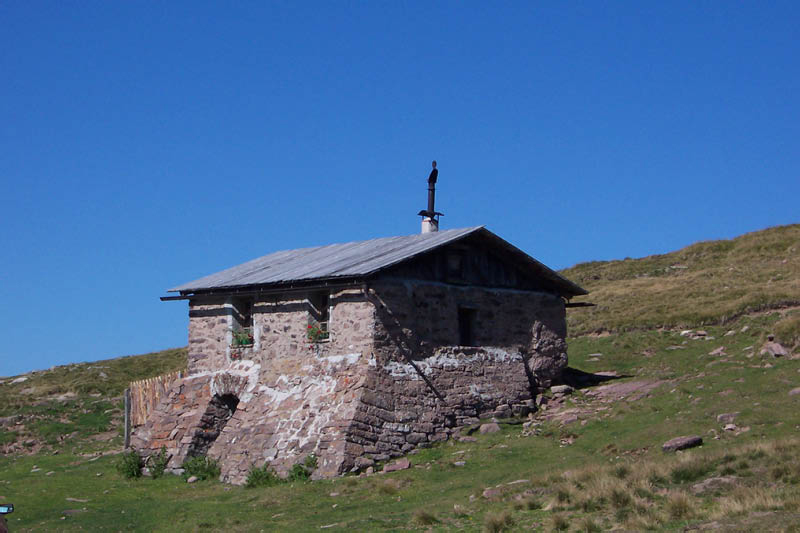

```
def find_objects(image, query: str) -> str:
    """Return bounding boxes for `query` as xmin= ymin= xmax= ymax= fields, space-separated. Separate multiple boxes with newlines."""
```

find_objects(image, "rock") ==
xmin=365 ymin=467 xmax=374 ymax=475
xmin=551 ymin=385 xmax=574 ymax=396
xmin=383 ymin=458 xmax=410 ymax=473
xmin=662 ymin=435 xmax=703 ymax=452
xmin=186 ymin=476 xmax=198 ymax=483
xmin=724 ymin=330 xmax=736 ymax=337
xmin=354 ymin=457 xmax=374 ymax=469
xmin=479 ymin=422 xmax=501 ymax=434
xmin=482 ymin=487 xmax=502 ymax=499
xmin=695 ymin=330 xmax=708 ymax=337
xmin=560 ymin=414 xmax=579 ymax=425
xmin=789 ymin=388 xmax=800 ymax=396
xmin=453 ymin=461 xmax=466 ymax=467
xmin=716 ymin=413 xmax=738 ymax=423
xmin=760 ymin=341 xmax=789 ymax=358
xmin=405 ymin=432 xmax=428 ymax=444
xmin=66 ymin=497 xmax=89 ymax=503
xmin=691 ymin=476 xmax=738 ymax=494
xmin=723 ymin=424 xmax=737 ymax=432
xmin=10 ymin=377 xmax=27 ymax=384
xmin=709 ymin=347 xmax=726 ymax=356
xmin=458 ymin=436 xmax=477 ymax=443
xmin=680 ymin=330 xmax=693 ymax=337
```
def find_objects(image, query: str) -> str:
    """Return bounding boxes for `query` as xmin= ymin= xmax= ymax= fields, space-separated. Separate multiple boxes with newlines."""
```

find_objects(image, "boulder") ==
xmin=662 ymin=435 xmax=703 ymax=452
xmin=383 ymin=458 xmax=410 ymax=473
xmin=186 ymin=476 xmax=198 ymax=483
xmin=482 ymin=487 xmax=502 ymax=499
xmin=551 ymin=385 xmax=574 ymax=396
xmin=479 ymin=422 xmax=501 ymax=434
xmin=716 ymin=413 xmax=738 ymax=424
xmin=691 ymin=476 xmax=737 ymax=494
xmin=760 ymin=340 xmax=789 ymax=358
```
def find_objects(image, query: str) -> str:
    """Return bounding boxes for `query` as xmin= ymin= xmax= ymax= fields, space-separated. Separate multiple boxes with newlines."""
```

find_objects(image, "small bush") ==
xmin=287 ymin=454 xmax=317 ymax=482
xmin=578 ymin=516 xmax=602 ymax=533
xmin=413 ymin=508 xmax=438 ymax=525
xmin=246 ymin=463 xmax=281 ymax=488
xmin=550 ymin=513 xmax=569 ymax=531
xmin=483 ymin=510 xmax=514 ymax=533
xmin=670 ymin=461 xmax=711 ymax=484
xmin=116 ymin=450 xmax=143 ymax=479
xmin=613 ymin=464 xmax=631 ymax=479
xmin=149 ymin=447 xmax=169 ymax=479
xmin=666 ymin=491 xmax=694 ymax=519
xmin=182 ymin=456 xmax=220 ymax=481
xmin=610 ymin=488 xmax=632 ymax=509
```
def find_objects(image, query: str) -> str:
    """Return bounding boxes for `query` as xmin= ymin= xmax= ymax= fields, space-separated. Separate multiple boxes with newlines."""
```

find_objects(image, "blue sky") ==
xmin=2 ymin=2 xmax=798 ymax=377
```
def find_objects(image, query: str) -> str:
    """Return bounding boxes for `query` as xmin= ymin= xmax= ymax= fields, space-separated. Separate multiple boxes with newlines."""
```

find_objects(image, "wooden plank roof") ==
xmin=167 ymin=226 xmax=587 ymax=298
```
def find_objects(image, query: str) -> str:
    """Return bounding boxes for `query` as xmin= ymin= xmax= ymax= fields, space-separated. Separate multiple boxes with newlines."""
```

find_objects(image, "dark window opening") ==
xmin=232 ymin=298 xmax=254 ymax=346
xmin=307 ymin=291 xmax=330 ymax=342
xmin=233 ymin=298 xmax=253 ymax=329
xmin=187 ymin=393 xmax=240 ymax=458
xmin=458 ymin=307 xmax=477 ymax=346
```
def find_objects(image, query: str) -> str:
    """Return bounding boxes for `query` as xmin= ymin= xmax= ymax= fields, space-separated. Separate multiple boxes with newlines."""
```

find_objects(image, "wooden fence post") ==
xmin=124 ymin=388 xmax=131 ymax=449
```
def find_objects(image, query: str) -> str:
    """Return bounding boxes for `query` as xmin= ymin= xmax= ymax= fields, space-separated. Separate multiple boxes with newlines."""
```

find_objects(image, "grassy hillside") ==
xmin=0 ymin=348 xmax=185 ymax=455
xmin=1 ymin=224 xmax=799 ymax=531
xmin=561 ymin=223 xmax=800 ymax=335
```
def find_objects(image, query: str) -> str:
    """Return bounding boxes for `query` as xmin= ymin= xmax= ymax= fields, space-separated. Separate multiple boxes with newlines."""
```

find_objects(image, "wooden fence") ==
xmin=127 ymin=370 xmax=185 ymax=428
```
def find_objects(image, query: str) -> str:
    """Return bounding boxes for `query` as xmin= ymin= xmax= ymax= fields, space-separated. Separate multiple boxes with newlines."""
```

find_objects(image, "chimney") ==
xmin=417 ymin=160 xmax=443 ymax=233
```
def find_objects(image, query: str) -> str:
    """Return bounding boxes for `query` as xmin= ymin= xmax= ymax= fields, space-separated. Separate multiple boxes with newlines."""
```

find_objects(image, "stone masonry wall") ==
xmin=132 ymin=288 xmax=378 ymax=483
xmin=342 ymin=281 xmax=567 ymax=464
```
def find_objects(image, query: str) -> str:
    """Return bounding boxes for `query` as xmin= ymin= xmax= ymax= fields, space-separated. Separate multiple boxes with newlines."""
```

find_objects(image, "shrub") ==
xmin=613 ymin=464 xmax=631 ymax=479
xmin=550 ymin=513 xmax=569 ymax=531
xmin=116 ymin=450 xmax=143 ymax=479
xmin=149 ymin=447 xmax=169 ymax=479
xmin=413 ymin=508 xmax=438 ymax=525
xmin=666 ymin=491 xmax=694 ymax=519
xmin=182 ymin=456 xmax=220 ymax=481
xmin=245 ymin=463 xmax=281 ymax=488
xmin=578 ymin=516 xmax=602 ymax=533
xmin=287 ymin=453 xmax=318 ymax=482
xmin=610 ymin=488 xmax=632 ymax=509
xmin=670 ymin=460 xmax=711 ymax=484
xmin=483 ymin=510 xmax=514 ymax=533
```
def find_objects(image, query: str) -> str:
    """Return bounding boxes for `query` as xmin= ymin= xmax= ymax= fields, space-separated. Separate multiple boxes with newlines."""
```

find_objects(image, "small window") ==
xmin=233 ymin=298 xmax=253 ymax=329
xmin=446 ymin=252 xmax=464 ymax=279
xmin=307 ymin=291 xmax=330 ymax=342
xmin=458 ymin=307 xmax=476 ymax=346
xmin=231 ymin=298 xmax=254 ymax=346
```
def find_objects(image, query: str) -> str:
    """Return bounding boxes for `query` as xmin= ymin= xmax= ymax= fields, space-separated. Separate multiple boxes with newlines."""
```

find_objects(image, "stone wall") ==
xmin=132 ymin=288 xmax=378 ymax=482
xmin=339 ymin=281 xmax=567 ymax=465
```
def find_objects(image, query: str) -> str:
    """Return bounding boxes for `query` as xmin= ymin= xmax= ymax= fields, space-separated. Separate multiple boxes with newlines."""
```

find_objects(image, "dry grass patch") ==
xmin=710 ymin=486 xmax=784 ymax=519
xmin=482 ymin=510 xmax=514 ymax=533
xmin=665 ymin=490 xmax=695 ymax=520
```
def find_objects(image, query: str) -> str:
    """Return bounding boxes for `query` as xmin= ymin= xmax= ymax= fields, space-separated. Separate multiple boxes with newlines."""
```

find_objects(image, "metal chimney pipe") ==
xmin=418 ymin=160 xmax=442 ymax=233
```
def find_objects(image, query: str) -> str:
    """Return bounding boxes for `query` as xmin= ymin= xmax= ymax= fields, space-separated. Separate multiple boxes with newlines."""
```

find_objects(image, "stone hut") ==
xmin=130 ymin=226 xmax=586 ymax=483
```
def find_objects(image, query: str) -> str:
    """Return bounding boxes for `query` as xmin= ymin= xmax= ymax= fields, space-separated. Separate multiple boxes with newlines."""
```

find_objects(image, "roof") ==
xmin=168 ymin=226 xmax=587 ymax=297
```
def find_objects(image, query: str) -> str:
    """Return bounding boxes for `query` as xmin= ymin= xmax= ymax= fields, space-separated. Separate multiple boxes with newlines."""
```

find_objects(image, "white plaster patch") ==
xmin=383 ymin=348 xmax=523 ymax=379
